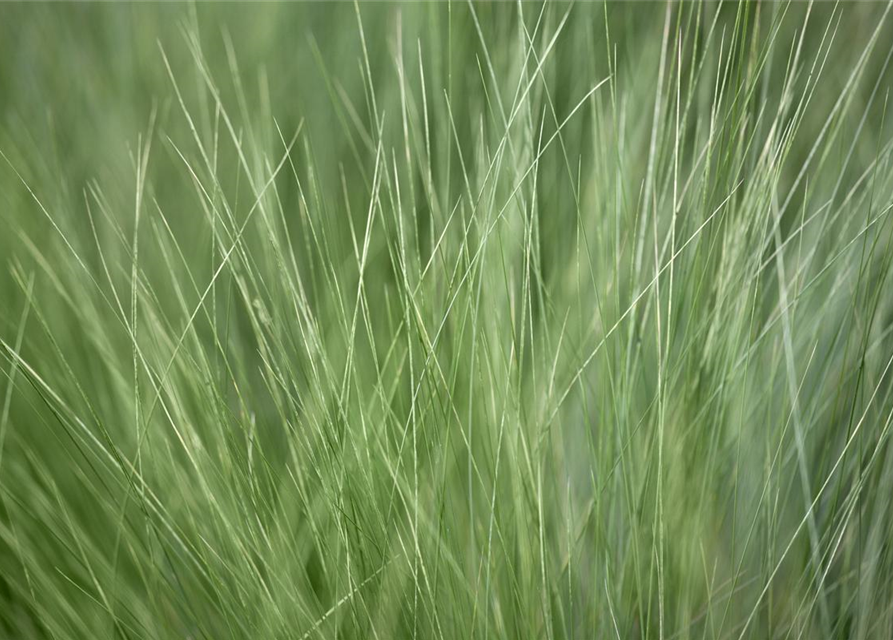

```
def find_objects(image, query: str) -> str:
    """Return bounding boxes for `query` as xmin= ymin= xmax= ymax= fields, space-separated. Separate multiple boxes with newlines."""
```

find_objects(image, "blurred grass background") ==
xmin=2 ymin=2 xmax=893 ymax=638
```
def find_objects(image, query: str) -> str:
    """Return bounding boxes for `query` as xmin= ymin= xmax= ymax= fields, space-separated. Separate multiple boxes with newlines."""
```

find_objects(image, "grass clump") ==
xmin=2 ymin=2 xmax=893 ymax=638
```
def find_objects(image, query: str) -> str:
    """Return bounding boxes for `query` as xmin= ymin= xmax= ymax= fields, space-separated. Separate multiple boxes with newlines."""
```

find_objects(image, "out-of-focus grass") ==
xmin=2 ymin=2 xmax=893 ymax=638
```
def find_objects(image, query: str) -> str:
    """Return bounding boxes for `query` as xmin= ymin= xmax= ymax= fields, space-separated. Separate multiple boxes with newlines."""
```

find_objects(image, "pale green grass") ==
xmin=2 ymin=2 xmax=893 ymax=638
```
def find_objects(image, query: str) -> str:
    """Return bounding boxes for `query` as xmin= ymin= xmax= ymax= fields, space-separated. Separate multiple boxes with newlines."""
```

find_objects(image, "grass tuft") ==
xmin=2 ymin=2 xmax=893 ymax=638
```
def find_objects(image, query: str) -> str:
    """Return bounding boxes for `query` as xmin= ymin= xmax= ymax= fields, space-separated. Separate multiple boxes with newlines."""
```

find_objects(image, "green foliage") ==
xmin=2 ymin=2 xmax=893 ymax=638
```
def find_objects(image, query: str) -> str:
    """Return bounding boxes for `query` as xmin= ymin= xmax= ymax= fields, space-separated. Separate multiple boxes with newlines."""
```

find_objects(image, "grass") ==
xmin=2 ymin=1 xmax=893 ymax=638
